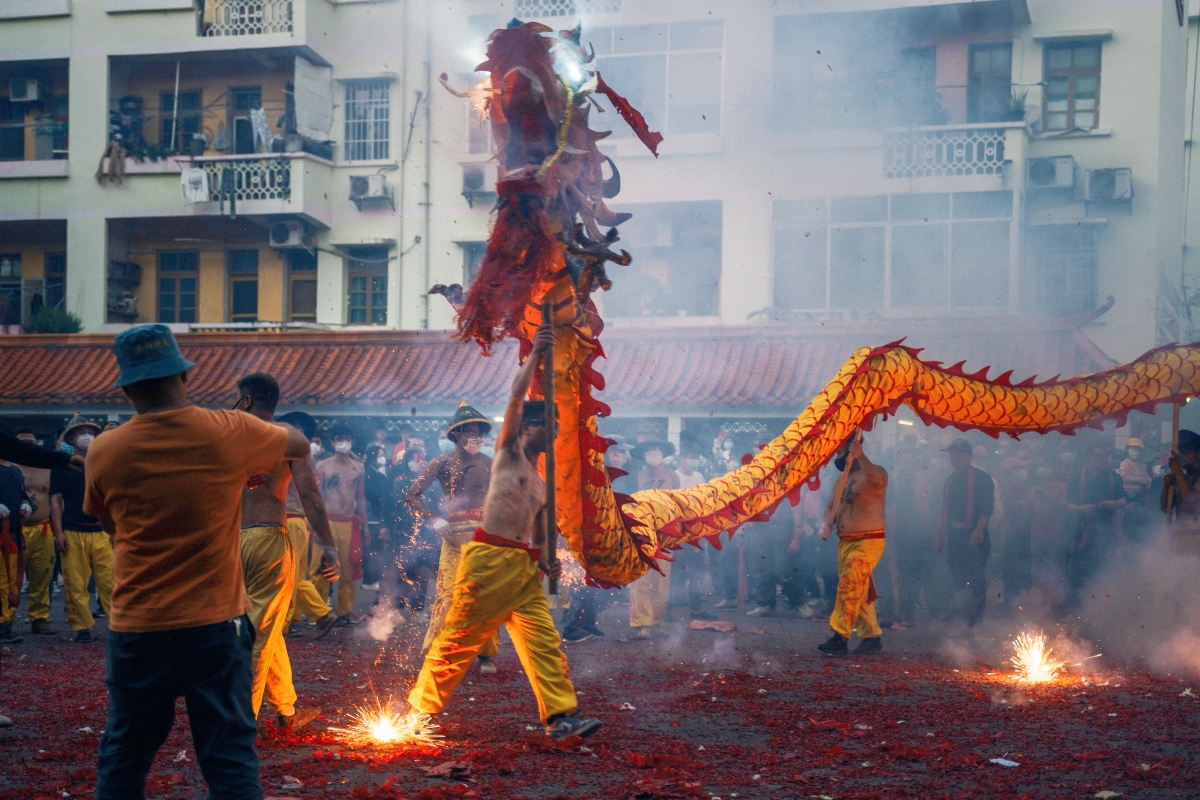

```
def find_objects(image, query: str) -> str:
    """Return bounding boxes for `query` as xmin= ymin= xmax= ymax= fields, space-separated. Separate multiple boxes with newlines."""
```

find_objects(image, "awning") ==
xmin=0 ymin=313 xmax=1115 ymax=416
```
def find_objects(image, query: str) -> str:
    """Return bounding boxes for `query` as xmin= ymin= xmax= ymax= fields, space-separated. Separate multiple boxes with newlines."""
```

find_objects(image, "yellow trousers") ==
xmin=286 ymin=517 xmax=331 ymax=624
xmin=0 ymin=551 xmax=18 ymax=625
xmin=313 ymin=520 xmax=356 ymax=617
xmin=240 ymin=525 xmax=297 ymax=716
xmin=63 ymin=530 xmax=114 ymax=632
xmin=408 ymin=542 xmax=576 ymax=723
xmin=829 ymin=537 xmax=885 ymax=640
xmin=629 ymin=561 xmax=672 ymax=628
xmin=422 ymin=538 xmax=499 ymax=658
xmin=23 ymin=521 xmax=54 ymax=622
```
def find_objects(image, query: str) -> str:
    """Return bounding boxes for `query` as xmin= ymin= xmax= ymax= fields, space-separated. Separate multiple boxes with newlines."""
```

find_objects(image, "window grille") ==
xmin=344 ymin=80 xmax=390 ymax=161
xmin=514 ymin=0 xmax=621 ymax=17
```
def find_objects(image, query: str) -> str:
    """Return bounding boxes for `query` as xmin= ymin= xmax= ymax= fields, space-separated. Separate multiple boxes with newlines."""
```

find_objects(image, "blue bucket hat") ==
xmin=113 ymin=324 xmax=196 ymax=388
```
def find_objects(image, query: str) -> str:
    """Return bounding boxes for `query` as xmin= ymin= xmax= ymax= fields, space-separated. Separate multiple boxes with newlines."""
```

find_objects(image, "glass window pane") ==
xmin=891 ymin=193 xmax=949 ymax=221
xmin=773 ymin=227 xmax=827 ymax=309
xmin=1075 ymin=75 xmax=1098 ymax=93
xmin=774 ymin=199 xmax=827 ymax=226
xmin=160 ymin=307 xmax=175 ymax=323
xmin=349 ymin=276 xmax=367 ymax=292
xmin=1046 ymin=48 xmax=1071 ymax=70
xmin=972 ymin=49 xmax=992 ymax=72
xmin=349 ymin=309 xmax=366 ymax=323
xmin=179 ymin=308 xmax=196 ymax=323
xmin=180 ymin=293 xmax=195 ymax=309
xmin=1046 ymin=99 xmax=1069 ymax=112
xmin=229 ymin=250 xmax=258 ymax=274
xmin=231 ymin=280 xmax=258 ymax=317
xmin=1075 ymin=98 xmax=1096 ymax=111
xmin=831 ymin=196 xmax=887 ymax=223
xmin=891 ymin=225 xmax=947 ymax=308
xmin=180 ymin=278 xmax=196 ymax=292
xmin=670 ymin=21 xmax=723 ymax=51
xmin=1046 ymin=77 xmax=1069 ymax=96
xmin=291 ymin=280 xmax=317 ymax=317
xmin=829 ymin=226 xmax=884 ymax=308
xmin=953 ymin=191 xmax=1012 ymax=219
xmin=614 ymin=24 xmax=667 ymax=54
xmin=160 ymin=278 xmax=175 ymax=292
xmin=951 ymin=221 xmax=1009 ymax=307
xmin=1073 ymin=45 xmax=1099 ymax=68
xmin=371 ymin=307 xmax=387 ymax=325
xmin=668 ymin=52 xmax=721 ymax=134
xmin=1045 ymin=112 xmax=1068 ymax=129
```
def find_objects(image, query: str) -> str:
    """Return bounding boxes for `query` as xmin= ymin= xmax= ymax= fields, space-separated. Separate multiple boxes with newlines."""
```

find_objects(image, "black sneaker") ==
xmin=853 ymin=636 xmax=883 ymax=656
xmin=589 ymin=626 xmax=606 ymax=637
xmin=0 ymin=623 xmax=23 ymax=644
xmin=74 ymin=630 xmax=92 ymax=644
xmin=562 ymin=629 xmax=593 ymax=644
xmin=545 ymin=714 xmax=601 ymax=742
xmin=315 ymin=613 xmax=338 ymax=639
xmin=93 ymin=607 xmax=107 ymax=619
xmin=690 ymin=611 xmax=718 ymax=621
xmin=817 ymin=633 xmax=848 ymax=656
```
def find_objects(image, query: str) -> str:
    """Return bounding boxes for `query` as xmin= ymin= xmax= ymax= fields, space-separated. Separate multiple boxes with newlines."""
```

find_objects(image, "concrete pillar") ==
xmin=316 ymin=246 xmax=344 ymax=324
xmin=65 ymin=218 xmax=106 ymax=331
xmin=667 ymin=415 xmax=682 ymax=452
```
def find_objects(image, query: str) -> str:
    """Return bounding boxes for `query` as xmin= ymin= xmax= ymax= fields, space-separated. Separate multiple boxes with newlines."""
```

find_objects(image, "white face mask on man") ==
xmin=74 ymin=434 xmax=95 ymax=449
xmin=334 ymin=441 xmax=352 ymax=454
xmin=464 ymin=436 xmax=484 ymax=456
xmin=376 ymin=455 xmax=387 ymax=466
xmin=310 ymin=442 xmax=323 ymax=457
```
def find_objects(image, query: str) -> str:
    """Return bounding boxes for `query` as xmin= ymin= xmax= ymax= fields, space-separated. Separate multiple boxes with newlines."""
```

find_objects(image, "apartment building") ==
xmin=0 ymin=0 xmax=1189 ymax=446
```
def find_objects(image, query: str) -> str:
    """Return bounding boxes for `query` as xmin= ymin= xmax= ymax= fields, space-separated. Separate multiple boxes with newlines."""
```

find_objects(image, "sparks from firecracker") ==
xmin=328 ymin=697 xmax=441 ymax=747
xmin=1010 ymin=631 xmax=1067 ymax=684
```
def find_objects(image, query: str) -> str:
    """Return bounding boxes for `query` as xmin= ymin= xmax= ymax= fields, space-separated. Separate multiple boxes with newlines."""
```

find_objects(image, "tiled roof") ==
xmin=0 ymin=318 xmax=1114 ymax=413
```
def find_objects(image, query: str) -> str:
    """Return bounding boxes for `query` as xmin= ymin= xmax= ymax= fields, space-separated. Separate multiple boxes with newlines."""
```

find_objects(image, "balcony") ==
xmin=199 ymin=0 xmax=293 ymax=37
xmin=882 ymin=122 xmax=1029 ymax=191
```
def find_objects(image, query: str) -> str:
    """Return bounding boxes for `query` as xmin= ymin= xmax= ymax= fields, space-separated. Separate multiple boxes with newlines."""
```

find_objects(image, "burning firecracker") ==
xmin=1010 ymin=631 xmax=1066 ymax=684
xmin=329 ymin=698 xmax=441 ymax=747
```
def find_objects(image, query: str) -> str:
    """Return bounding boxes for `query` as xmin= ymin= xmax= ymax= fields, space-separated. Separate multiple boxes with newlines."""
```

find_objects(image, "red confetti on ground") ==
xmin=3 ymin=602 xmax=1199 ymax=798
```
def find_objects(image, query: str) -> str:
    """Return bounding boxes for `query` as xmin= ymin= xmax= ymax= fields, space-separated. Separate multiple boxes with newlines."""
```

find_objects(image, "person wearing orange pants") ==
xmin=421 ymin=533 xmax=501 ymax=661
xmin=22 ymin=520 xmax=55 ymax=633
xmin=817 ymin=436 xmax=888 ymax=657
xmin=316 ymin=424 xmax=366 ymax=622
xmin=285 ymin=515 xmax=335 ymax=633
xmin=409 ymin=323 xmax=599 ymax=741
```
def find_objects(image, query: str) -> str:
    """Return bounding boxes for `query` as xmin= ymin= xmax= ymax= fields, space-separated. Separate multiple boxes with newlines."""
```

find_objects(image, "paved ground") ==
xmin=3 ymin=589 xmax=1199 ymax=799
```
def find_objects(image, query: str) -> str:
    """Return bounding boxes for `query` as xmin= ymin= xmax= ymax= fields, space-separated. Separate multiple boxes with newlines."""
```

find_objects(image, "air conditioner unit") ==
xmin=350 ymin=174 xmax=387 ymax=200
xmin=1085 ymin=168 xmax=1133 ymax=202
xmin=1027 ymin=156 xmax=1075 ymax=190
xmin=269 ymin=220 xmax=304 ymax=248
xmin=462 ymin=163 xmax=497 ymax=207
xmin=9 ymin=78 xmax=38 ymax=103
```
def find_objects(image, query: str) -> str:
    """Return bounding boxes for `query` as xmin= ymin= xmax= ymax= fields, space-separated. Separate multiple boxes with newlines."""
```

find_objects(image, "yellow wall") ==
xmin=125 ymin=66 xmax=292 ymax=156
xmin=258 ymin=247 xmax=285 ymax=321
xmin=198 ymin=249 xmax=225 ymax=323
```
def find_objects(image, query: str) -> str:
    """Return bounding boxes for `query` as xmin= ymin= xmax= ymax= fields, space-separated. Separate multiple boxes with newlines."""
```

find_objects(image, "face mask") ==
xmin=409 ymin=460 xmax=425 ymax=473
xmin=75 ymin=434 xmax=95 ymax=449
xmin=684 ymin=458 xmax=699 ymax=471
xmin=645 ymin=452 xmax=663 ymax=467
xmin=310 ymin=443 xmax=323 ymax=457
xmin=464 ymin=437 xmax=484 ymax=456
xmin=334 ymin=441 xmax=352 ymax=454
xmin=376 ymin=456 xmax=387 ymax=466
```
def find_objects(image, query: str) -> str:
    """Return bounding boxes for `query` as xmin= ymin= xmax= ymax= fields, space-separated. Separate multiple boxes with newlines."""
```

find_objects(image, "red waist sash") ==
xmin=472 ymin=528 xmax=541 ymax=562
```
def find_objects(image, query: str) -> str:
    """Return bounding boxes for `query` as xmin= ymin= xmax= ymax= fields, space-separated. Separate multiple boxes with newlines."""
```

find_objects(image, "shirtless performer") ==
xmin=407 ymin=402 xmax=500 ymax=672
xmin=406 ymin=323 xmax=601 ymax=742
xmin=277 ymin=412 xmax=338 ymax=638
xmin=234 ymin=373 xmax=340 ymax=732
xmin=316 ymin=424 xmax=367 ymax=622
xmin=817 ymin=436 xmax=888 ymax=657
xmin=15 ymin=429 xmax=55 ymax=635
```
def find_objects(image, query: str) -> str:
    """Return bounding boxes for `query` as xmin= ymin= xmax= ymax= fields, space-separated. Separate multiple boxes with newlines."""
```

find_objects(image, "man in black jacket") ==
xmin=936 ymin=439 xmax=995 ymax=636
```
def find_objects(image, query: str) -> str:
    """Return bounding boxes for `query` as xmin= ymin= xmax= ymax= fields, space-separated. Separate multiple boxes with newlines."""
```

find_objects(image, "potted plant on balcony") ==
xmin=1007 ymin=89 xmax=1028 ymax=122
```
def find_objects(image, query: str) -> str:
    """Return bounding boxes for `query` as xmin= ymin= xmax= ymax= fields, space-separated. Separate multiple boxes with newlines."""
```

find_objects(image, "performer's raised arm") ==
xmin=498 ymin=322 xmax=554 ymax=453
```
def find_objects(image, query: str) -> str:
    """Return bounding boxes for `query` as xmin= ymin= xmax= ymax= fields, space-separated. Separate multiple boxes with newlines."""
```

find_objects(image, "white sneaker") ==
xmin=361 ymin=583 xmax=380 ymax=591
xmin=713 ymin=599 xmax=737 ymax=609
xmin=798 ymin=604 xmax=814 ymax=619
xmin=746 ymin=606 xmax=773 ymax=617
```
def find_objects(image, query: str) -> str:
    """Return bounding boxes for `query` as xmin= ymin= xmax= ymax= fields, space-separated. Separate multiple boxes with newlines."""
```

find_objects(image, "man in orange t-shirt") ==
xmin=84 ymin=324 xmax=310 ymax=800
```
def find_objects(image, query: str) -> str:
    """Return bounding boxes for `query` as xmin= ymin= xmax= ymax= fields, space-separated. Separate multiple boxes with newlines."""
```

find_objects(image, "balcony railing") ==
xmin=201 ymin=0 xmax=293 ymax=37
xmin=198 ymin=155 xmax=291 ymax=203
xmin=884 ymin=124 xmax=1008 ymax=180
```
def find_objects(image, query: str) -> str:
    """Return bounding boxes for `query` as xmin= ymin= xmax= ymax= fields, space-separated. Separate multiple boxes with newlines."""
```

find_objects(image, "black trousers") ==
xmin=563 ymin=584 xmax=617 ymax=635
xmin=97 ymin=615 xmax=260 ymax=800
xmin=396 ymin=544 xmax=439 ymax=611
xmin=946 ymin=534 xmax=990 ymax=627
xmin=749 ymin=526 xmax=802 ymax=609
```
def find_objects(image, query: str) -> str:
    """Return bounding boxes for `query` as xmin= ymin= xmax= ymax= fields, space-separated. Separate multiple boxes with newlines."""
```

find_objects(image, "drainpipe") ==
xmin=422 ymin=0 xmax=433 ymax=329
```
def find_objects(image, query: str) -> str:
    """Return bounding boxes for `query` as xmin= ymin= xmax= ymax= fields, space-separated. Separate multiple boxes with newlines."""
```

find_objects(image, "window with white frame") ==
xmin=773 ymin=192 xmax=1013 ymax=312
xmin=589 ymin=21 xmax=723 ymax=137
xmin=344 ymin=80 xmax=390 ymax=161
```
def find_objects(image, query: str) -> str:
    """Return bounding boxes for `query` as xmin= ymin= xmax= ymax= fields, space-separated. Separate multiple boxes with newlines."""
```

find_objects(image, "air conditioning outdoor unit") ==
xmin=1027 ymin=156 xmax=1075 ymax=190
xmin=1084 ymin=168 xmax=1133 ymax=202
xmin=9 ymin=78 xmax=38 ymax=103
xmin=462 ymin=162 xmax=497 ymax=207
xmin=269 ymin=220 xmax=304 ymax=248
xmin=350 ymin=174 xmax=387 ymax=200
